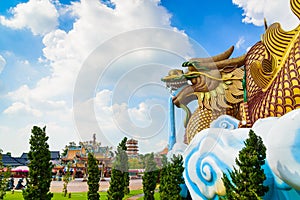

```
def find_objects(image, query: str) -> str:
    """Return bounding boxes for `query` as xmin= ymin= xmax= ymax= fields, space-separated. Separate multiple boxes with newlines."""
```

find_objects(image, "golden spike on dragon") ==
xmin=162 ymin=0 xmax=300 ymax=144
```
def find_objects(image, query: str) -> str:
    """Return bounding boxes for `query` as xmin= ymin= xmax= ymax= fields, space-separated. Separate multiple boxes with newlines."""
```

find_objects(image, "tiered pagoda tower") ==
xmin=126 ymin=138 xmax=139 ymax=157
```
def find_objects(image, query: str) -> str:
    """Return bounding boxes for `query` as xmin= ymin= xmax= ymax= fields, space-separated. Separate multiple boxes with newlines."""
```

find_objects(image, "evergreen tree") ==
xmin=128 ymin=157 xmax=143 ymax=169
xmin=142 ymin=153 xmax=159 ymax=200
xmin=107 ymin=168 xmax=124 ymax=200
xmin=87 ymin=153 xmax=100 ymax=200
xmin=221 ymin=129 xmax=269 ymax=199
xmin=168 ymin=154 xmax=185 ymax=199
xmin=23 ymin=126 xmax=53 ymax=200
xmin=159 ymin=154 xmax=185 ymax=200
xmin=0 ymin=149 xmax=8 ymax=200
xmin=138 ymin=154 xmax=146 ymax=169
xmin=118 ymin=138 xmax=129 ymax=195
xmin=159 ymin=155 xmax=169 ymax=200
xmin=61 ymin=145 xmax=69 ymax=157
xmin=107 ymin=137 xmax=129 ymax=200
xmin=62 ymin=162 xmax=71 ymax=197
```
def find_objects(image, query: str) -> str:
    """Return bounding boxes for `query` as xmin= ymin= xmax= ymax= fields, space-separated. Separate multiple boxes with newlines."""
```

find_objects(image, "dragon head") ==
xmin=162 ymin=46 xmax=246 ymax=127
xmin=161 ymin=69 xmax=188 ymax=92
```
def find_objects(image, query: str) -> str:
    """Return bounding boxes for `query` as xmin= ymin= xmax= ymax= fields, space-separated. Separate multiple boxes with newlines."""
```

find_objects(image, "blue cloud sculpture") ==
xmin=183 ymin=109 xmax=300 ymax=199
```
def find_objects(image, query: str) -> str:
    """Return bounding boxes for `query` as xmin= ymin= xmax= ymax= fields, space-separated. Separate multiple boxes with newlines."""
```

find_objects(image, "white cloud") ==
xmin=0 ymin=122 xmax=79 ymax=156
xmin=233 ymin=0 xmax=299 ymax=30
xmin=4 ymin=0 xmax=194 ymax=154
xmin=7 ymin=0 xmax=191 ymax=102
xmin=45 ymin=122 xmax=80 ymax=152
xmin=94 ymin=89 xmax=112 ymax=107
xmin=7 ymin=85 xmax=30 ymax=102
xmin=71 ymin=89 xmax=171 ymax=153
xmin=4 ymin=102 xmax=43 ymax=117
xmin=0 ymin=125 xmax=30 ymax=156
xmin=128 ymin=102 xmax=151 ymax=125
xmin=235 ymin=36 xmax=245 ymax=49
xmin=139 ymin=138 xmax=168 ymax=154
xmin=0 ymin=55 xmax=6 ymax=74
xmin=6 ymin=0 xmax=192 ymax=115
xmin=0 ymin=0 xmax=58 ymax=35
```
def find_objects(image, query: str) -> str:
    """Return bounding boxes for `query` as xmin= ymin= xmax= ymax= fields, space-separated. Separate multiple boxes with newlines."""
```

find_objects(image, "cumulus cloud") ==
xmin=233 ymin=0 xmax=299 ymax=30
xmin=128 ymin=102 xmax=152 ymax=125
xmin=0 ymin=55 xmax=6 ymax=74
xmin=3 ymin=0 xmax=194 ymax=154
xmin=0 ymin=0 xmax=58 ymax=35
xmin=4 ymin=102 xmax=42 ymax=117
xmin=71 ymin=89 xmax=171 ymax=152
xmin=8 ymin=0 xmax=192 ymax=103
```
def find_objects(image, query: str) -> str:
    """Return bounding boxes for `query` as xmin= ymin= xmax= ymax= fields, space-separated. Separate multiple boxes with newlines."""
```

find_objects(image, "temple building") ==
xmin=126 ymin=138 xmax=139 ymax=157
xmin=61 ymin=134 xmax=114 ymax=178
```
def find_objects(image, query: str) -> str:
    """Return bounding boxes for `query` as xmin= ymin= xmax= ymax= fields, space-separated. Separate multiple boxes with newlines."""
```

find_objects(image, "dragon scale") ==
xmin=244 ymin=32 xmax=300 ymax=125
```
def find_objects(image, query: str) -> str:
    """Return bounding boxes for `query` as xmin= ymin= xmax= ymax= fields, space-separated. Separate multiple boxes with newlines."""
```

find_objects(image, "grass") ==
xmin=137 ymin=192 xmax=160 ymax=200
xmin=3 ymin=189 xmax=144 ymax=200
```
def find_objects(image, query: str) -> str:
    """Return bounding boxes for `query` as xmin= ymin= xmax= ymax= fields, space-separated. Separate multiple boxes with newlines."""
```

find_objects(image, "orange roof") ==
xmin=159 ymin=146 xmax=168 ymax=155
xmin=64 ymin=147 xmax=86 ymax=160
xmin=76 ymin=163 xmax=86 ymax=168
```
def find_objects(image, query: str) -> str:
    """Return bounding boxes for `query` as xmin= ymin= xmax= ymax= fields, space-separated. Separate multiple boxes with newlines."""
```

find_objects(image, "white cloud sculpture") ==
xmin=183 ymin=109 xmax=300 ymax=199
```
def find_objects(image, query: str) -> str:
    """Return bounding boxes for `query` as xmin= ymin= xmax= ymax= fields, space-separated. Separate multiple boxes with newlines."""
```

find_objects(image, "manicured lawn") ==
xmin=4 ymin=190 xmax=144 ymax=200
xmin=137 ymin=192 xmax=160 ymax=200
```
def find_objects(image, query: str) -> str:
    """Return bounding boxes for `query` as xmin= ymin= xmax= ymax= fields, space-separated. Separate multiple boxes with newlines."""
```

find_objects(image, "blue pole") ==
xmin=168 ymin=95 xmax=176 ymax=151
xmin=168 ymin=86 xmax=185 ymax=151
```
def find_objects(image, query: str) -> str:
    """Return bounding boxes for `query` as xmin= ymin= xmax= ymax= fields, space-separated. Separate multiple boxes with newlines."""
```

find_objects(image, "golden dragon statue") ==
xmin=162 ymin=0 xmax=300 ymax=144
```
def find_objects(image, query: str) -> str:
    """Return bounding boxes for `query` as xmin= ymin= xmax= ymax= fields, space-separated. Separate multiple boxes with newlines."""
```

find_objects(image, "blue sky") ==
xmin=0 ymin=0 xmax=298 ymax=156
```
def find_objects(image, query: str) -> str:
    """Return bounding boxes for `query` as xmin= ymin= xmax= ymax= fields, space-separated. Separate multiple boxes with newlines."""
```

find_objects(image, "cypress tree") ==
xmin=159 ymin=154 xmax=184 ymax=200
xmin=87 ymin=153 xmax=100 ymax=200
xmin=121 ymin=138 xmax=129 ymax=195
xmin=168 ymin=154 xmax=185 ymax=199
xmin=107 ymin=168 xmax=124 ymax=200
xmin=221 ymin=129 xmax=269 ymax=199
xmin=107 ymin=137 xmax=129 ymax=200
xmin=159 ymin=155 xmax=169 ymax=200
xmin=142 ymin=153 xmax=158 ymax=200
xmin=62 ymin=162 xmax=71 ymax=197
xmin=23 ymin=126 xmax=53 ymax=200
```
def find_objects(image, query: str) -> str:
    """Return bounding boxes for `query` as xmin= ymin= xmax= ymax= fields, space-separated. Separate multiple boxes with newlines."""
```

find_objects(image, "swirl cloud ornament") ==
xmin=183 ymin=111 xmax=300 ymax=200
xmin=183 ymin=127 xmax=249 ymax=199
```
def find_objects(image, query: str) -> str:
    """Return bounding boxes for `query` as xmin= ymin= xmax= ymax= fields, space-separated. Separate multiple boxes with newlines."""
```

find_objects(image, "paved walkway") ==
xmin=50 ymin=178 xmax=143 ymax=193
xmin=126 ymin=193 xmax=144 ymax=200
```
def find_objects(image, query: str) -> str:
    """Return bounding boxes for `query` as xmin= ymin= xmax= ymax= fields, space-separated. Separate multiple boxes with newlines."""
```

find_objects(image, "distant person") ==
xmin=9 ymin=176 xmax=14 ymax=189
xmin=6 ymin=176 xmax=14 ymax=190
xmin=15 ymin=178 xmax=24 ymax=190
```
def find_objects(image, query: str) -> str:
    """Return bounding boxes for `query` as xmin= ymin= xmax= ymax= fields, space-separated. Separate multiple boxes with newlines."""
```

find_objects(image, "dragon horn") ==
xmin=197 ymin=54 xmax=246 ymax=70
xmin=189 ymin=46 xmax=234 ymax=63
xmin=213 ymin=54 xmax=246 ymax=69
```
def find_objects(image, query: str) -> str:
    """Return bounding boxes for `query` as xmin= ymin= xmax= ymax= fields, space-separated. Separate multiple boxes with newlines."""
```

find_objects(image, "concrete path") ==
xmin=50 ymin=178 xmax=143 ymax=192
xmin=12 ymin=178 xmax=143 ymax=193
xmin=127 ymin=193 xmax=144 ymax=200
